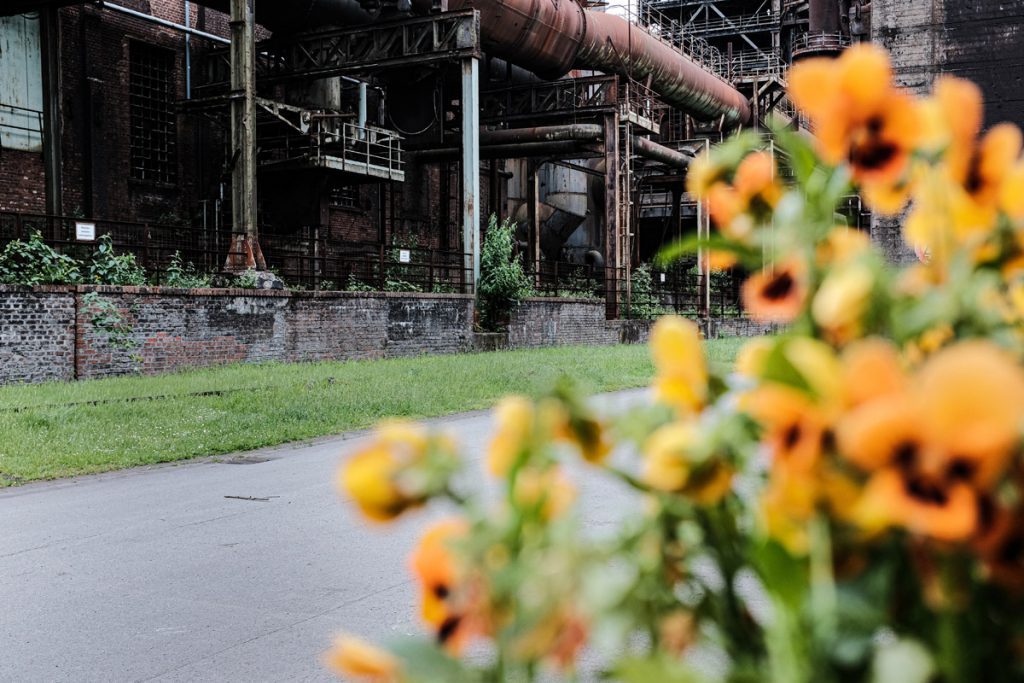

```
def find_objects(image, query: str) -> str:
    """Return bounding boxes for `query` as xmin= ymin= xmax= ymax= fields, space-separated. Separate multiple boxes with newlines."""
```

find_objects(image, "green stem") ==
xmin=808 ymin=515 xmax=837 ymax=647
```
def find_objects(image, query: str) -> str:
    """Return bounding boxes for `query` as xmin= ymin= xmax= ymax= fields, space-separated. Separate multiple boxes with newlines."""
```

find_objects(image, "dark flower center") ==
xmin=437 ymin=615 xmax=462 ymax=644
xmin=964 ymin=149 xmax=985 ymax=195
xmin=782 ymin=423 xmax=802 ymax=450
xmin=892 ymin=441 xmax=919 ymax=471
xmin=850 ymin=138 xmax=899 ymax=172
xmin=946 ymin=458 xmax=977 ymax=482
xmin=433 ymin=584 xmax=450 ymax=600
xmin=762 ymin=272 xmax=794 ymax=301
xmin=905 ymin=476 xmax=949 ymax=506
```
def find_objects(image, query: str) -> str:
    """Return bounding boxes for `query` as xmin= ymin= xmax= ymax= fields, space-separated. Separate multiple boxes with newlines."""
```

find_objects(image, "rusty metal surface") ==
xmin=480 ymin=123 xmax=603 ymax=144
xmin=577 ymin=11 xmax=750 ymax=124
xmin=632 ymin=135 xmax=692 ymax=169
xmin=410 ymin=0 xmax=750 ymax=124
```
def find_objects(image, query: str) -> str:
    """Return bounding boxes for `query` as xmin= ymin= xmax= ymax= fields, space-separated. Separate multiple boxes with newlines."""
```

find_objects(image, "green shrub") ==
xmin=86 ymin=235 xmax=147 ymax=286
xmin=345 ymin=274 xmax=376 ymax=292
xmin=625 ymin=262 xmax=666 ymax=320
xmin=0 ymin=231 xmax=82 ymax=285
xmin=163 ymin=252 xmax=211 ymax=288
xmin=477 ymin=214 xmax=532 ymax=331
xmin=234 ymin=269 xmax=259 ymax=289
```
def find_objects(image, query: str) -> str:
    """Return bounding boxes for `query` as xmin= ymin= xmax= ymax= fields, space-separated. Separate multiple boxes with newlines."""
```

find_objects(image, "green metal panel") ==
xmin=0 ymin=13 xmax=43 ymax=152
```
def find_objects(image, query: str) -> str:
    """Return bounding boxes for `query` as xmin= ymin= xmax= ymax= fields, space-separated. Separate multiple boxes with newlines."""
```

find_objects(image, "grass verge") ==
xmin=0 ymin=339 xmax=744 ymax=485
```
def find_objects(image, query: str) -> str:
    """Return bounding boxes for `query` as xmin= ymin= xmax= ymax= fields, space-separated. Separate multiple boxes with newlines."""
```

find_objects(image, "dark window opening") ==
xmin=129 ymin=42 xmax=177 ymax=184
xmin=330 ymin=185 xmax=360 ymax=209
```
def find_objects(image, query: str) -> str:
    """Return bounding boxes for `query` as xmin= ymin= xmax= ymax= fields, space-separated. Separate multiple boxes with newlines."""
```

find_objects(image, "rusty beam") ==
xmin=604 ymin=113 xmax=620 ymax=320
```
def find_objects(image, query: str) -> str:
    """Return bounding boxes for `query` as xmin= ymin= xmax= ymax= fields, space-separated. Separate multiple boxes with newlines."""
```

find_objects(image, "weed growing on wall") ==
xmin=81 ymin=292 xmax=137 ymax=350
xmin=162 ymin=252 xmax=211 ymax=289
xmin=0 ymin=231 xmax=81 ymax=285
xmin=85 ymin=235 xmax=146 ymax=286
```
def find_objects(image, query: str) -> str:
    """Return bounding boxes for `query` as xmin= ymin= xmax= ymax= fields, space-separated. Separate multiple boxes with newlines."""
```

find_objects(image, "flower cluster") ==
xmin=328 ymin=46 xmax=1024 ymax=683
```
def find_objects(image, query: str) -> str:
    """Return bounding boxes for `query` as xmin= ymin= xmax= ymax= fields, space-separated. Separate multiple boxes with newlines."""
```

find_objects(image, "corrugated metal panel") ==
xmin=0 ymin=13 xmax=44 ymax=152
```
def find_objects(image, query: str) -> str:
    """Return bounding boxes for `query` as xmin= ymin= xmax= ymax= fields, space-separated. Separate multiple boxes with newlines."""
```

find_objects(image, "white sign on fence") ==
xmin=75 ymin=222 xmax=96 ymax=242
xmin=398 ymin=249 xmax=411 ymax=264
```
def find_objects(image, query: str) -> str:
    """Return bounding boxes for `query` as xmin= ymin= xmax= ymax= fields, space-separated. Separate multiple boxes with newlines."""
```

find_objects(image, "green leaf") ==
xmin=388 ymin=638 xmax=481 ymax=683
xmin=655 ymin=234 xmax=762 ymax=270
xmin=609 ymin=654 xmax=710 ymax=683
xmin=751 ymin=540 xmax=808 ymax=610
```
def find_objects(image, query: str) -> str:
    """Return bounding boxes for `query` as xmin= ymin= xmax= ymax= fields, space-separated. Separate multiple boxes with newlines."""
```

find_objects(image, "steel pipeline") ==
xmin=410 ymin=0 xmax=750 ymax=125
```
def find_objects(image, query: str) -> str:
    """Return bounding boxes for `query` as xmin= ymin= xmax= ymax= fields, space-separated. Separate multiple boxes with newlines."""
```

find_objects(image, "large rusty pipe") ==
xmin=481 ymin=123 xmax=602 ymax=145
xmin=410 ymin=0 xmax=750 ymax=125
xmin=632 ymin=136 xmax=693 ymax=169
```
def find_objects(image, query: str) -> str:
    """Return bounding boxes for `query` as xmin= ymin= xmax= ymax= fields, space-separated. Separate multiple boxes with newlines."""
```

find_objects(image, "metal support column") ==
xmin=526 ymin=161 xmax=540 ymax=286
xmin=225 ymin=0 xmax=265 ymax=271
xmin=461 ymin=56 xmax=480 ymax=290
xmin=603 ymin=113 xmax=620 ymax=319
xmin=40 ymin=7 xmax=63 ymax=216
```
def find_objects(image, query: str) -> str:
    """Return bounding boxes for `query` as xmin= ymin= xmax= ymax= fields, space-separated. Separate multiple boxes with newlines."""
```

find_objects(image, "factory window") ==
xmin=330 ymin=185 xmax=360 ymax=209
xmin=129 ymin=42 xmax=177 ymax=184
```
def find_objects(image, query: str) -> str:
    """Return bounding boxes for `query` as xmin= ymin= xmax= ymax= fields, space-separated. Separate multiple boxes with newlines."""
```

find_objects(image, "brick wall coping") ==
xmin=520 ymin=296 xmax=604 ymax=305
xmin=0 ymin=284 xmax=474 ymax=301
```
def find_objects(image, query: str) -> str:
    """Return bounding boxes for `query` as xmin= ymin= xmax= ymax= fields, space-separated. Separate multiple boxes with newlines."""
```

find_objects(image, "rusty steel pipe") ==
xmin=481 ymin=123 xmax=603 ymax=145
xmin=410 ymin=0 xmax=750 ymax=124
xmin=577 ymin=11 xmax=750 ymax=124
xmin=632 ymin=135 xmax=693 ymax=169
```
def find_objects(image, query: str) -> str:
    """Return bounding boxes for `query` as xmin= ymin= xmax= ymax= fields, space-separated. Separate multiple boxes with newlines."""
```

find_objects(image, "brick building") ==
xmin=1 ymin=0 xmax=1022 ymax=294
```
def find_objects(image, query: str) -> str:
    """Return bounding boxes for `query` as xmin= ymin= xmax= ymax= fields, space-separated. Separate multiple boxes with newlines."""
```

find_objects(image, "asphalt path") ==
xmin=1 ymin=389 xmax=647 ymax=682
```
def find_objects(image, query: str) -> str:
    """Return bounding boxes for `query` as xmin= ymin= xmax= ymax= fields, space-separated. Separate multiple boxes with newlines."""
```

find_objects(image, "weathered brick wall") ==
xmin=700 ymin=317 xmax=780 ymax=339
xmin=870 ymin=0 xmax=1024 ymax=264
xmin=508 ymin=298 xmax=654 ymax=348
xmin=0 ymin=286 xmax=473 ymax=383
xmin=73 ymin=287 xmax=474 ymax=379
xmin=0 ymin=150 xmax=47 ymax=215
xmin=0 ymin=286 xmax=75 ymax=383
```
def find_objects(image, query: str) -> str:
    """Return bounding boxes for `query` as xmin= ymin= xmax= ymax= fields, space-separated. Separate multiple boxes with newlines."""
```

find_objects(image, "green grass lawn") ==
xmin=0 ymin=338 xmax=745 ymax=485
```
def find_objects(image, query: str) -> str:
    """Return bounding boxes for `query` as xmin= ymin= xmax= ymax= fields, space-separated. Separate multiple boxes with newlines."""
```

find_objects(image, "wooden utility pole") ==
xmin=225 ymin=0 xmax=265 ymax=271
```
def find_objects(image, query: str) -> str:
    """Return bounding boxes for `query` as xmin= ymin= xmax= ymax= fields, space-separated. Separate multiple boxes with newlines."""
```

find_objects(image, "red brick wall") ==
xmin=0 ymin=150 xmax=47 ymax=214
xmin=57 ymin=2 xmax=230 ymax=221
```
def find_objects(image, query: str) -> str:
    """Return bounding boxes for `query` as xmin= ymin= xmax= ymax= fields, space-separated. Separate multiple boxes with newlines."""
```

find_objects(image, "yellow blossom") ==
xmin=324 ymin=635 xmax=401 ymax=682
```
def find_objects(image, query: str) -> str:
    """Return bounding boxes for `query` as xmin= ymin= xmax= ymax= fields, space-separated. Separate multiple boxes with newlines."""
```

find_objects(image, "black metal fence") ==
xmin=523 ymin=258 xmax=744 ymax=319
xmin=0 ymin=211 xmax=746 ymax=316
xmin=0 ymin=212 xmax=474 ymax=293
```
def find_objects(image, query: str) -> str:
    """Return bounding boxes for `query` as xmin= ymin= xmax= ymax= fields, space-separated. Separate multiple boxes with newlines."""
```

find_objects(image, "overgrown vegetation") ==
xmin=81 ymin=292 xmax=137 ymax=350
xmin=0 ymin=231 xmax=82 ymax=285
xmin=84 ymin=234 xmax=147 ymax=286
xmin=476 ymin=214 xmax=533 ymax=331
xmin=0 ymin=340 xmax=743 ymax=485
xmin=162 ymin=252 xmax=211 ymax=289
xmin=624 ymin=262 xmax=666 ymax=319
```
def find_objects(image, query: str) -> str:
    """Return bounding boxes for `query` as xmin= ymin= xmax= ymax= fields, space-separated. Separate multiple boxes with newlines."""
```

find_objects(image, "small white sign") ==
xmin=659 ymin=272 xmax=666 ymax=283
xmin=398 ymin=249 xmax=411 ymax=264
xmin=75 ymin=222 xmax=96 ymax=242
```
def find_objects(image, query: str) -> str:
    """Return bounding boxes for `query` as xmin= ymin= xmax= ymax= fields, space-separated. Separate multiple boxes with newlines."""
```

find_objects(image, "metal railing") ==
xmin=791 ymin=31 xmax=851 ymax=57
xmin=0 ymin=103 xmax=43 ymax=149
xmin=678 ymin=11 xmax=779 ymax=38
xmin=523 ymin=259 xmax=744 ymax=318
xmin=728 ymin=49 xmax=786 ymax=78
xmin=0 ymin=212 xmax=473 ymax=293
xmin=260 ymin=119 xmax=405 ymax=181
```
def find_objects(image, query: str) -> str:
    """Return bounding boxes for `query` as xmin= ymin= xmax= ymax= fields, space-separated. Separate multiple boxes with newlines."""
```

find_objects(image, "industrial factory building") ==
xmin=0 ymin=0 xmax=1021 ymax=316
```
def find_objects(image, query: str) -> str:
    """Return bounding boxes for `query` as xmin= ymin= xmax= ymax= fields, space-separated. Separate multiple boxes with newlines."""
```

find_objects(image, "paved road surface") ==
xmin=1 ymin=390 xmax=645 ymax=682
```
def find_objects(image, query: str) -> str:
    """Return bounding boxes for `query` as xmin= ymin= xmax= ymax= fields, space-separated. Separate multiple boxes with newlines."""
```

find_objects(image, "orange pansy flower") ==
xmin=788 ymin=44 xmax=921 ymax=211
xmin=741 ymin=258 xmax=807 ymax=323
